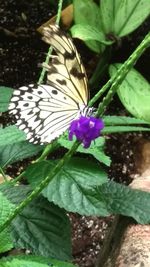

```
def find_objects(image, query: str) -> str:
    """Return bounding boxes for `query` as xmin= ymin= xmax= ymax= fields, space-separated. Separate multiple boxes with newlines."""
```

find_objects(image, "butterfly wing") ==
xmin=9 ymin=84 xmax=81 ymax=144
xmin=9 ymin=25 xmax=88 ymax=144
xmin=42 ymin=25 xmax=89 ymax=106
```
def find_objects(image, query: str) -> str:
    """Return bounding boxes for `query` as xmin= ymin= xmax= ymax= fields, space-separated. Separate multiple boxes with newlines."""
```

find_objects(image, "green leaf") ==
xmin=0 ymin=142 xmax=44 ymax=167
xmin=73 ymin=0 xmax=102 ymax=30
xmin=0 ymin=87 xmax=13 ymax=112
xmin=78 ymin=139 xmax=111 ymax=166
xmin=109 ymin=64 xmax=150 ymax=123
xmin=102 ymin=125 xmax=150 ymax=134
xmin=73 ymin=0 xmax=103 ymax=53
xmin=100 ymin=0 xmax=150 ymax=37
xmin=0 ymin=191 xmax=14 ymax=253
xmin=71 ymin=24 xmax=111 ymax=45
xmin=26 ymin=159 xmax=150 ymax=224
xmin=0 ymin=232 xmax=13 ymax=254
xmin=0 ymin=126 xmax=44 ymax=167
xmin=0 ymin=255 xmax=77 ymax=267
xmin=59 ymin=136 xmax=111 ymax=166
xmin=26 ymin=159 xmax=109 ymax=216
xmin=1 ymin=184 xmax=30 ymax=204
xmin=0 ymin=126 xmax=26 ymax=145
xmin=98 ymin=181 xmax=150 ymax=224
xmin=26 ymin=159 xmax=150 ymax=223
xmin=3 ymin=186 xmax=71 ymax=261
xmin=103 ymin=115 xmax=150 ymax=125
xmin=12 ymin=199 xmax=71 ymax=260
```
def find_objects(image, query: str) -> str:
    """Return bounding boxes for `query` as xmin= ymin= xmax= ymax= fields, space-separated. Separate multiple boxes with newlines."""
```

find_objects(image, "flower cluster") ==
xmin=69 ymin=116 xmax=104 ymax=148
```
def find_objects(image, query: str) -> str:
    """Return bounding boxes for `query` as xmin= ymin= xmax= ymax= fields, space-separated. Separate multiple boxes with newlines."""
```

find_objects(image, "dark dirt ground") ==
xmin=0 ymin=1 xmax=150 ymax=267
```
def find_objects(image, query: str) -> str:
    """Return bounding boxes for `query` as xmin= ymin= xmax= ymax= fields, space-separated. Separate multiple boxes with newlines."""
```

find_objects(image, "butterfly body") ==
xmin=9 ymin=25 xmax=91 ymax=144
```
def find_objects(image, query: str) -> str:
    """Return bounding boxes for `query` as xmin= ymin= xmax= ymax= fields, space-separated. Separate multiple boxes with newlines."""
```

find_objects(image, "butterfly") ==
xmin=9 ymin=25 xmax=92 ymax=144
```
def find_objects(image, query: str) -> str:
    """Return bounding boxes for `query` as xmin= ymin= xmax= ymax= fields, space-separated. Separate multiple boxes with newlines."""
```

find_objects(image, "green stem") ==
xmin=96 ymin=31 xmax=150 ymax=117
xmin=55 ymin=0 xmax=63 ymax=25
xmin=38 ymin=0 xmax=63 ymax=85
xmin=38 ymin=46 xmax=53 ymax=84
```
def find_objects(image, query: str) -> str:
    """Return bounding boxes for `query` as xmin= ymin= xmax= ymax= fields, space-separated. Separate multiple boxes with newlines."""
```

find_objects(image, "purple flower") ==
xmin=69 ymin=116 xmax=104 ymax=148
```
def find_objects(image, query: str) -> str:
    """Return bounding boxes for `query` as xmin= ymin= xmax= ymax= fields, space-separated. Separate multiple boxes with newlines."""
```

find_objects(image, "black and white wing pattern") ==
xmin=9 ymin=25 xmax=89 ymax=144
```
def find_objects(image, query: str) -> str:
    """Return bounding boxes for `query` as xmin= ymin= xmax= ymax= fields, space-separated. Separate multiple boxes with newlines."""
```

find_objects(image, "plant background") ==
xmin=0 ymin=1 xmax=150 ymax=266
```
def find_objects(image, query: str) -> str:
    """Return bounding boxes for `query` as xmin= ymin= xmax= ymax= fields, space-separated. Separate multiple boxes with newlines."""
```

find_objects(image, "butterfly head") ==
xmin=79 ymin=105 xmax=95 ymax=117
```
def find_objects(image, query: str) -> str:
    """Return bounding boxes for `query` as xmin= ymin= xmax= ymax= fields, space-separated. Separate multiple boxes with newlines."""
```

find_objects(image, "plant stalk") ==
xmin=38 ymin=0 xmax=63 ymax=84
